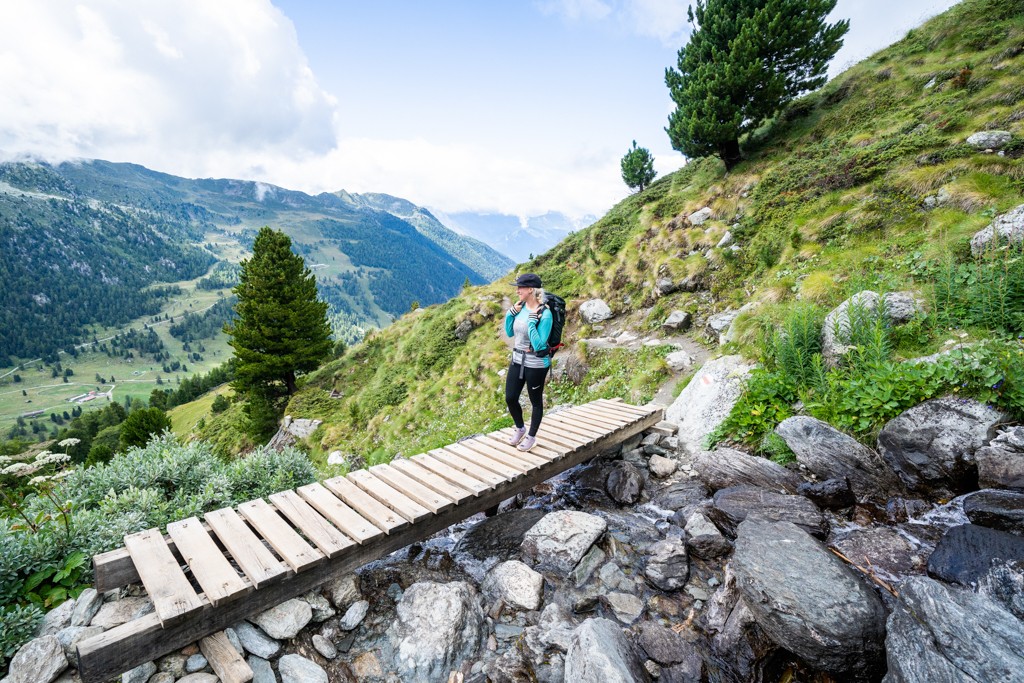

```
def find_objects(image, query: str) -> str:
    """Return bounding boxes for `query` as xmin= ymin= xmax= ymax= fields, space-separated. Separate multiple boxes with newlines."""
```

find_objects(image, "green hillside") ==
xmin=197 ymin=0 xmax=1023 ymax=463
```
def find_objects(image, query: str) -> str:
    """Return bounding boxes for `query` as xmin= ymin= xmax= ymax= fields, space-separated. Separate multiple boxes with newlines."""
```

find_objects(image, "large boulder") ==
xmin=776 ymin=416 xmax=903 ymax=504
xmin=563 ymin=618 xmax=648 ymax=683
xmin=455 ymin=508 xmax=546 ymax=562
xmin=829 ymin=526 xmax=922 ymax=582
xmin=482 ymin=561 xmax=544 ymax=611
xmin=966 ymin=130 xmax=1013 ymax=150
xmin=709 ymin=485 xmax=826 ymax=538
xmin=822 ymin=291 xmax=881 ymax=364
xmin=666 ymin=355 xmax=754 ymax=455
xmin=705 ymin=310 xmax=740 ymax=345
xmin=927 ymin=524 xmax=1024 ymax=586
xmin=704 ymin=565 xmax=778 ymax=682
xmin=733 ymin=518 xmax=888 ymax=681
xmin=580 ymin=299 xmax=613 ymax=324
xmin=963 ymin=489 xmax=1024 ymax=534
xmin=521 ymin=510 xmax=607 ymax=575
xmin=606 ymin=462 xmax=644 ymax=505
xmin=971 ymin=203 xmax=1024 ymax=256
xmin=693 ymin=446 xmax=802 ymax=494
xmin=883 ymin=291 xmax=924 ymax=325
xmin=387 ymin=581 xmax=484 ymax=682
xmin=976 ymin=426 xmax=1024 ymax=489
xmin=883 ymin=575 xmax=1024 ymax=683
xmin=877 ymin=397 xmax=1011 ymax=497
xmin=662 ymin=310 xmax=691 ymax=332
xmin=4 ymin=635 xmax=68 ymax=683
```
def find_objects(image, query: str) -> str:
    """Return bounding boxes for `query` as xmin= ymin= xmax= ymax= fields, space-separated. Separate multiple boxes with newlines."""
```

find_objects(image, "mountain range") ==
xmin=431 ymin=209 xmax=596 ymax=263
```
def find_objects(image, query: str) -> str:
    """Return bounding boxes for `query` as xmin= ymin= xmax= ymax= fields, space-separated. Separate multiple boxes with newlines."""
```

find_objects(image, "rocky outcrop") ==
xmin=970 ymin=203 xmax=1024 ymax=256
xmin=693 ymin=446 xmax=802 ymax=494
xmin=564 ymin=618 xmax=648 ymax=683
xmin=666 ymin=355 xmax=754 ymax=454
xmin=976 ymin=426 xmax=1024 ymax=489
xmin=927 ymin=524 xmax=1024 ymax=586
xmin=732 ymin=518 xmax=888 ymax=681
xmin=267 ymin=416 xmax=322 ymax=451
xmin=521 ymin=510 xmax=607 ymax=575
xmin=709 ymin=486 xmax=826 ymax=538
xmin=963 ymin=489 xmax=1024 ymax=534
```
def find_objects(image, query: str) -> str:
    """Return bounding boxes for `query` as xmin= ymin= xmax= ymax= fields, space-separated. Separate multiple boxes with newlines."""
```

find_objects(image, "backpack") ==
xmin=535 ymin=294 xmax=566 ymax=358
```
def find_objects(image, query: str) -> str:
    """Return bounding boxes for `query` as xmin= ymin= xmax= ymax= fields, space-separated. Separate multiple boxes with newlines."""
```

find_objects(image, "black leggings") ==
xmin=505 ymin=362 xmax=549 ymax=436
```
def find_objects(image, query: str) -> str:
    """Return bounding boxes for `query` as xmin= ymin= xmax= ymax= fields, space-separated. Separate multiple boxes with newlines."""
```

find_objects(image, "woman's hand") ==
xmin=508 ymin=301 xmax=523 ymax=316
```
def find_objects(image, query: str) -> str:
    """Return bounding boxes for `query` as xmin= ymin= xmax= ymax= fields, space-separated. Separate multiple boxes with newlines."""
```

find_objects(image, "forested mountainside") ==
xmin=198 ymin=0 xmax=1023 ymax=461
xmin=0 ymin=160 xmax=513 ymax=362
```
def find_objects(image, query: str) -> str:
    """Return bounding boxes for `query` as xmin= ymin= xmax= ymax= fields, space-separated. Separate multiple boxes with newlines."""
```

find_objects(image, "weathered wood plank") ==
xmin=559 ymin=409 xmax=621 ymax=430
xmin=166 ymin=518 xmax=250 ymax=606
xmin=493 ymin=429 xmax=565 ymax=461
xmin=370 ymin=463 xmax=456 ymax=514
xmin=452 ymin=438 xmax=536 ymax=472
xmin=269 ymin=490 xmax=354 ymax=559
xmin=573 ymin=402 xmax=638 ymax=423
xmin=543 ymin=413 xmax=607 ymax=438
xmin=347 ymin=469 xmax=433 ymax=524
xmin=389 ymin=458 xmax=477 ymax=505
xmin=237 ymin=499 xmax=323 ymax=573
xmin=199 ymin=630 xmax=253 ymax=683
xmin=533 ymin=425 xmax=589 ymax=450
xmin=412 ymin=453 xmax=492 ymax=494
xmin=477 ymin=433 xmax=557 ymax=462
xmin=571 ymin=406 xmax=635 ymax=429
xmin=596 ymin=398 xmax=651 ymax=416
xmin=322 ymin=476 xmax=408 ymax=534
xmin=463 ymin=435 xmax=549 ymax=468
xmin=204 ymin=508 xmax=287 ymax=589
xmin=77 ymin=404 xmax=665 ymax=683
xmin=428 ymin=448 xmax=507 ymax=487
xmin=443 ymin=442 xmax=523 ymax=479
xmin=123 ymin=528 xmax=204 ymax=626
xmin=297 ymin=482 xmax=383 ymax=544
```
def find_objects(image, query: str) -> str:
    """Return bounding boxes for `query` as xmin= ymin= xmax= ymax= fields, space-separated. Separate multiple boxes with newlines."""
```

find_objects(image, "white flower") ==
xmin=28 ymin=475 xmax=50 ymax=485
xmin=58 ymin=438 xmax=81 ymax=448
xmin=2 ymin=463 xmax=36 ymax=476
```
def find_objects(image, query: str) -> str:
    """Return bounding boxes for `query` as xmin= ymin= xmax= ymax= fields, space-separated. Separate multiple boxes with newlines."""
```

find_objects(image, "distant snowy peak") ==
xmin=430 ymin=209 xmax=596 ymax=263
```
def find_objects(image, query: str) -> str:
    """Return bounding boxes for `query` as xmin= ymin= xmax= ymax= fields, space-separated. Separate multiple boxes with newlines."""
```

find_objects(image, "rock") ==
xmin=964 ymin=489 xmax=1024 ymax=534
xmin=598 ymin=562 xmax=633 ymax=592
xmin=883 ymin=575 xmax=1024 ymax=683
xmin=248 ymin=656 xmax=275 ymax=683
xmin=666 ymin=356 xmax=754 ymax=455
xmin=521 ymin=510 xmax=607 ymax=575
xmin=733 ymin=518 xmax=887 ymax=680
xmin=564 ymin=618 xmax=647 ymax=683
xmin=55 ymin=625 xmax=103 ymax=666
xmin=678 ymin=272 xmax=705 ymax=292
xmin=312 ymin=634 xmax=337 ymax=659
xmin=149 ymin=674 xmax=174 ymax=683
xmin=580 ymin=299 xmax=613 ymax=324
xmin=704 ymin=565 xmax=778 ymax=682
xmin=37 ymin=598 xmax=76 ymax=637
xmin=570 ymin=545 xmax=606 ymax=587
xmin=457 ymin=507 xmax=547 ymax=561
xmin=645 ymin=538 xmax=689 ymax=590
xmin=693 ymin=446 xmax=801 ymax=494
xmin=662 ymin=310 xmax=692 ymax=332
xmin=977 ymin=426 xmax=1024 ymax=489
xmin=654 ymin=278 xmax=678 ymax=297
xmin=158 ymin=653 xmax=187 ymax=677
xmin=232 ymin=620 xmax=282 ymax=659
xmin=252 ymin=598 xmax=312 ymax=640
xmin=326 ymin=450 xmax=345 ymax=465
xmin=883 ymin=291 xmax=923 ymax=325
xmin=634 ymin=621 xmax=693 ymax=665
xmin=185 ymin=653 xmax=207 ymax=672
xmin=267 ymin=417 xmax=322 ymax=451
xmin=5 ymin=635 xmax=67 ymax=683
xmin=665 ymin=350 xmax=694 ymax=372
xmin=483 ymin=560 xmax=544 ymax=611
xmin=979 ymin=562 xmax=1024 ymax=621
xmin=798 ymin=478 xmax=855 ymax=509
xmin=523 ymin=603 xmax=576 ymax=659
xmin=877 ymin=396 xmax=1011 ymax=497
xmin=775 ymin=416 xmax=903 ymax=504
xmin=604 ymin=592 xmax=644 ymax=624
xmin=648 ymin=454 xmax=677 ymax=478
xmin=705 ymin=310 xmax=739 ymax=345
xmin=709 ymin=485 xmax=826 ymax=538
xmin=927 ymin=524 xmax=1024 ymax=586
xmin=70 ymin=588 xmax=102 ymax=627
xmin=339 ymin=600 xmax=369 ymax=630
xmin=278 ymin=653 xmax=328 ymax=683
xmin=684 ymin=512 xmax=732 ymax=559
xmin=224 ymin=627 xmax=243 ymax=655
xmin=387 ymin=581 xmax=484 ymax=682
xmin=325 ymin=573 xmax=360 ymax=609
xmin=822 ymin=291 xmax=881 ymax=364
xmin=120 ymin=661 xmax=156 ymax=683
xmin=606 ymin=462 xmax=644 ymax=504
xmin=829 ymin=526 xmax=921 ymax=581
xmin=966 ymin=130 xmax=1012 ymax=150
xmin=177 ymin=675 xmax=217 ymax=683
xmin=716 ymin=231 xmax=734 ymax=248
xmin=654 ymin=479 xmax=710 ymax=515
xmin=688 ymin=207 xmax=713 ymax=226
xmin=302 ymin=590 xmax=334 ymax=622
xmin=89 ymin=597 xmax=153 ymax=630
xmin=971 ymin=203 xmax=1024 ymax=256
xmin=454 ymin=318 xmax=475 ymax=340
xmin=351 ymin=650 xmax=384 ymax=678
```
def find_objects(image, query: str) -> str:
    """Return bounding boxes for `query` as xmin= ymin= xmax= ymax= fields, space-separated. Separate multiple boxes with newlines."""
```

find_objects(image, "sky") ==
xmin=0 ymin=0 xmax=961 ymax=224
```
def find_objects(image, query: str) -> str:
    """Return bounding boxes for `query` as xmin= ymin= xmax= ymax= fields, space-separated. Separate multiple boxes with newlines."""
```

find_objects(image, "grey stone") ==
xmin=247 ymin=656 xmax=276 ymax=683
xmin=37 ymin=599 xmax=76 ymax=637
xmin=645 ymin=538 xmax=689 ymax=590
xmin=662 ymin=310 xmax=692 ymax=332
xmin=5 ymin=635 xmax=68 ymax=683
xmin=302 ymin=590 xmax=335 ymax=623
xmin=339 ymin=600 xmax=369 ymax=631
xmin=177 ymin=675 xmax=218 ymax=683
xmin=649 ymin=454 xmax=677 ymax=478
xmin=252 ymin=598 xmax=312 ymax=640
xmin=232 ymin=620 xmax=282 ymax=659
xmin=570 ymin=546 xmax=606 ymax=587
xmin=55 ymin=625 xmax=103 ymax=665
xmin=977 ymin=426 xmax=1024 ymax=489
xmin=964 ymin=488 xmax=1024 ymax=534
xmin=158 ymin=653 xmax=187 ymax=677
xmin=278 ymin=654 xmax=327 ymax=683
xmin=604 ymin=592 xmax=644 ymax=623
xmin=635 ymin=621 xmax=693 ymax=665
xmin=597 ymin=562 xmax=632 ymax=592
xmin=325 ymin=573 xmax=360 ymax=609
xmin=716 ymin=231 xmax=734 ymax=248
xmin=185 ymin=653 xmax=207 ymax=673
xmin=455 ymin=507 xmax=547 ymax=561
xmin=966 ymin=130 xmax=1012 ymax=150
xmin=705 ymin=310 xmax=739 ymax=345
xmin=312 ymin=634 xmax=337 ymax=659
xmin=684 ymin=512 xmax=732 ymax=559
xmin=521 ymin=510 xmax=607 ymax=575
xmin=564 ymin=618 xmax=647 ymax=683
xmin=734 ymin=518 xmax=887 ymax=680
xmin=148 ymin=674 xmax=175 ymax=683
xmin=580 ymin=299 xmax=613 ymax=324
xmin=224 ymin=627 xmax=243 ymax=655
xmin=822 ymin=291 xmax=882 ymax=364
xmin=883 ymin=291 xmax=923 ymax=325
xmin=665 ymin=350 xmax=694 ymax=372
xmin=606 ymin=461 xmax=643 ymax=504
xmin=709 ymin=485 xmax=826 ymax=538
xmin=70 ymin=588 xmax=102 ymax=627
xmin=120 ymin=662 xmax=156 ymax=683
xmin=483 ymin=560 xmax=544 ymax=611
xmin=666 ymin=356 xmax=754 ymax=455
xmin=688 ymin=207 xmax=713 ymax=226
xmin=654 ymin=278 xmax=678 ymax=297
xmin=927 ymin=524 xmax=1024 ymax=586
xmin=494 ymin=623 xmax=526 ymax=640
xmin=693 ymin=446 xmax=801 ymax=494
xmin=971 ymin=203 xmax=1024 ymax=256
xmin=830 ymin=526 xmax=921 ymax=582
xmin=798 ymin=478 xmax=855 ymax=509
xmin=90 ymin=597 xmax=153 ymax=630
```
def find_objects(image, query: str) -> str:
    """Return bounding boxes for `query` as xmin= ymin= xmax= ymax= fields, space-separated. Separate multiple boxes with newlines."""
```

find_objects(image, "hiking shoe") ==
xmin=517 ymin=435 xmax=536 ymax=452
xmin=507 ymin=426 xmax=527 ymax=446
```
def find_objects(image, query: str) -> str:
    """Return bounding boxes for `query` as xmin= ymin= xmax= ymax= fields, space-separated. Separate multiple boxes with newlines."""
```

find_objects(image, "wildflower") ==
xmin=2 ymin=462 xmax=36 ymax=476
xmin=58 ymin=438 xmax=81 ymax=448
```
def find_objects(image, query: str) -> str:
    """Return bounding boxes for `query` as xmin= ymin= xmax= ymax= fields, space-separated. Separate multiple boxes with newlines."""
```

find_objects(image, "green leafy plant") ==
xmin=22 ymin=551 xmax=88 ymax=607
xmin=0 ymin=604 xmax=43 ymax=670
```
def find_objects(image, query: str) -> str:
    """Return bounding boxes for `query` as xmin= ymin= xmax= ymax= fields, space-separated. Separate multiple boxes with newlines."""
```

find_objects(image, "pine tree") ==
xmin=226 ymin=227 xmax=332 ymax=437
xmin=620 ymin=141 xmax=657 ymax=192
xmin=665 ymin=0 xmax=848 ymax=169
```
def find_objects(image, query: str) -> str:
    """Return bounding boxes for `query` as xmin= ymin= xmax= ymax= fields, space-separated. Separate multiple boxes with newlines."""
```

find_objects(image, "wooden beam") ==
xmin=76 ymin=405 xmax=662 ymax=683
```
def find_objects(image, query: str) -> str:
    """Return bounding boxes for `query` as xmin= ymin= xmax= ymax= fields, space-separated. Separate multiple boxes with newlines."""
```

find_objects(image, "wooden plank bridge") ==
xmin=76 ymin=399 xmax=663 ymax=682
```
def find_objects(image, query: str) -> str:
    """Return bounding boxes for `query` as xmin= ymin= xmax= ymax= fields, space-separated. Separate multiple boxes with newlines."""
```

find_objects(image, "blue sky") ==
xmin=0 ymin=0 xmax=960 ymax=223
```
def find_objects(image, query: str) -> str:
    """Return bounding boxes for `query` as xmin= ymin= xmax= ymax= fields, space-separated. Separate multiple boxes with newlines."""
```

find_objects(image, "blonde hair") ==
xmin=533 ymin=288 xmax=546 ymax=305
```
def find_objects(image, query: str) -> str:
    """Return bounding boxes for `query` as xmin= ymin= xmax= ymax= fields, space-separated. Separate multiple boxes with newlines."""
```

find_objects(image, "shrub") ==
xmin=0 ymin=604 xmax=43 ymax=670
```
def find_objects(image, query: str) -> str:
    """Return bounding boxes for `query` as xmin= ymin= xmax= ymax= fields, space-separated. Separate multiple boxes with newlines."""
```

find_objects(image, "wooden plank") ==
xmin=537 ymin=418 xmax=599 ymax=443
xmin=596 ymin=397 xmax=652 ymax=416
xmin=370 ymin=463 xmax=456 ymax=513
xmin=323 ymin=475 xmax=409 ymax=534
xmin=444 ymin=442 xmax=524 ymax=479
xmin=464 ymin=435 xmax=550 ymax=468
xmin=199 ymin=631 xmax=253 ymax=683
xmin=237 ymin=499 xmax=323 ymax=573
xmin=562 ymin=407 xmax=624 ymax=429
xmin=530 ymin=426 xmax=587 ymax=451
xmin=572 ymin=403 xmax=636 ymax=426
xmin=347 ymin=469 xmax=433 ymax=523
xmin=476 ymin=433 xmax=557 ymax=462
xmin=412 ymin=453 xmax=492 ymax=494
xmin=451 ymin=438 xmax=534 ymax=473
xmin=494 ymin=429 xmax=565 ymax=461
xmin=166 ymin=518 xmax=250 ymax=606
xmin=427 ymin=448 xmax=506 ymax=487
xmin=576 ymin=400 xmax=639 ymax=421
xmin=297 ymin=482 xmax=383 ymax=545
xmin=123 ymin=528 xmax=204 ymax=626
xmin=76 ymin=405 xmax=665 ymax=683
xmin=544 ymin=412 xmax=608 ymax=437
xmin=390 ymin=458 xmax=477 ymax=505
xmin=204 ymin=508 xmax=287 ymax=589
xmin=269 ymin=490 xmax=354 ymax=559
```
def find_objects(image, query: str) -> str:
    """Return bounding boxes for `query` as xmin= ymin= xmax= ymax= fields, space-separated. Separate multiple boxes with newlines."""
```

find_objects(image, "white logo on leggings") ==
xmin=530 ymin=385 xmax=541 ymax=390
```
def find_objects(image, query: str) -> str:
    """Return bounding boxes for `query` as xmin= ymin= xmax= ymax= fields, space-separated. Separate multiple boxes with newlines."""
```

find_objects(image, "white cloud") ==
xmin=538 ymin=0 xmax=689 ymax=44
xmin=536 ymin=0 xmax=612 ymax=22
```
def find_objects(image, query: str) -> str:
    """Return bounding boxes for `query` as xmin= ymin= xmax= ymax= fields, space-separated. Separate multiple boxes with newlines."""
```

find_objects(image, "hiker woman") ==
xmin=504 ymin=272 xmax=553 ymax=452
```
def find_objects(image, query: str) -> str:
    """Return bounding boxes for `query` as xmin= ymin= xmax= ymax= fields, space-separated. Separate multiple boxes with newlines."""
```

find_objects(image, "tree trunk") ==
xmin=285 ymin=371 xmax=297 ymax=396
xmin=720 ymin=139 xmax=742 ymax=170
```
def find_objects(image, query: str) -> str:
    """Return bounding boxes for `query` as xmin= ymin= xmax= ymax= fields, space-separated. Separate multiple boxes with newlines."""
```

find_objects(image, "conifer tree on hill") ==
xmin=226 ymin=227 xmax=332 ymax=437
xmin=621 ymin=140 xmax=657 ymax=192
xmin=665 ymin=0 xmax=849 ymax=169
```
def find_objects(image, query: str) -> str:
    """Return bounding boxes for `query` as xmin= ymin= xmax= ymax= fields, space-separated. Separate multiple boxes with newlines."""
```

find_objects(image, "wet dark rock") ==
xmin=634 ymin=621 xmax=692 ymax=665
xmin=732 ymin=518 xmax=888 ymax=681
xmin=877 ymin=396 xmax=1010 ymax=498
xmin=708 ymin=486 xmax=826 ymax=539
xmin=797 ymin=478 xmax=855 ymax=510
xmin=885 ymin=497 xmax=932 ymax=524
xmin=963 ymin=488 xmax=1024 ymax=534
xmin=927 ymin=524 xmax=1024 ymax=586
xmin=693 ymin=447 xmax=801 ymax=494
xmin=829 ymin=526 xmax=923 ymax=582
xmin=564 ymin=618 xmax=649 ymax=683
xmin=606 ymin=462 xmax=644 ymax=505
xmin=978 ymin=561 xmax=1024 ymax=621
xmin=644 ymin=538 xmax=689 ymax=591
xmin=683 ymin=511 xmax=732 ymax=559
xmin=651 ymin=479 xmax=709 ymax=513
xmin=566 ymin=462 xmax=617 ymax=506
xmin=976 ymin=426 xmax=1024 ymax=489
xmin=776 ymin=416 xmax=903 ymax=504
xmin=883 ymin=575 xmax=1024 ymax=683
xmin=455 ymin=508 xmax=546 ymax=561
xmin=703 ymin=565 xmax=779 ymax=683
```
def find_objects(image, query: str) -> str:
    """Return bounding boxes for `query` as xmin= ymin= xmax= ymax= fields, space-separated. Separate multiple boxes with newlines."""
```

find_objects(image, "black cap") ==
xmin=513 ymin=273 xmax=542 ymax=288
